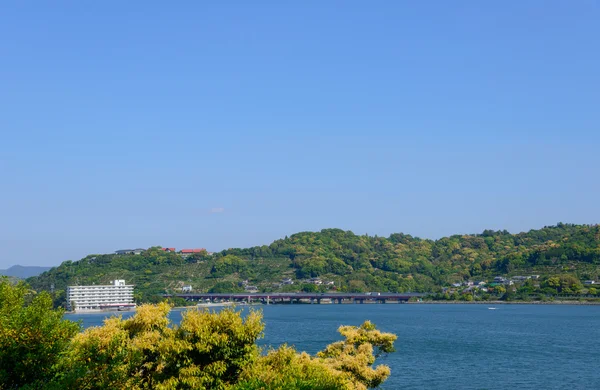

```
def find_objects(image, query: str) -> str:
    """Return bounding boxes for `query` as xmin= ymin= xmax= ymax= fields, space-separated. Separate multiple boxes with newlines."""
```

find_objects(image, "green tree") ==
xmin=211 ymin=255 xmax=248 ymax=278
xmin=209 ymin=281 xmax=244 ymax=293
xmin=53 ymin=303 xmax=264 ymax=389
xmin=237 ymin=321 xmax=396 ymax=389
xmin=348 ymin=280 xmax=368 ymax=293
xmin=543 ymin=275 xmax=582 ymax=293
xmin=52 ymin=303 xmax=397 ymax=390
xmin=302 ymin=283 xmax=318 ymax=293
xmin=0 ymin=278 xmax=80 ymax=389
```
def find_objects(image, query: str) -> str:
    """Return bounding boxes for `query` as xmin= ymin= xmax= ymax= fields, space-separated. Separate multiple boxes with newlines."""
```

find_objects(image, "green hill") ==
xmin=27 ymin=223 xmax=600 ymax=306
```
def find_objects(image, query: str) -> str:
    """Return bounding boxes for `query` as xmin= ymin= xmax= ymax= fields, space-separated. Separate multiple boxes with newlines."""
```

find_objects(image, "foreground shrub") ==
xmin=238 ymin=321 xmax=396 ymax=390
xmin=1 ymin=279 xmax=397 ymax=390
xmin=0 ymin=278 xmax=80 ymax=389
xmin=53 ymin=303 xmax=264 ymax=389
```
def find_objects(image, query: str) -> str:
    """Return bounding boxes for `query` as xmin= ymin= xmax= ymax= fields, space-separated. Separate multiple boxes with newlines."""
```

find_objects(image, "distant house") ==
xmin=180 ymin=249 xmax=206 ymax=257
xmin=451 ymin=283 xmax=462 ymax=288
xmin=493 ymin=276 xmax=506 ymax=283
xmin=326 ymin=281 xmax=335 ymax=286
xmin=244 ymin=286 xmax=258 ymax=293
xmin=282 ymin=278 xmax=294 ymax=285
xmin=308 ymin=278 xmax=322 ymax=285
xmin=512 ymin=276 xmax=530 ymax=282
xmin=530 ymin=275 xmax=540 ymax=280
xmin=584 ymin=280 xmax=596 ymax=285
xmin=115 ymin=248 xmax=145 ymax=255
xmin=181 ymin=285 xmax=192 ymax=292
xmin=162 ymin=247 xmax=176 ymax=252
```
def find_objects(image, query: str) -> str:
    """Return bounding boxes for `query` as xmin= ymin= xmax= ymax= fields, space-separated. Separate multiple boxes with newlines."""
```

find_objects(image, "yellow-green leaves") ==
xmin=238 ymin=320 xmax=397 ymax=390
xmin=55 ymin=305 xmax=265 ymax=389
xmin=0 ymin=278 xmax=80 ymax=389
xmin=1 ymin=286 xmax=397 ymax=390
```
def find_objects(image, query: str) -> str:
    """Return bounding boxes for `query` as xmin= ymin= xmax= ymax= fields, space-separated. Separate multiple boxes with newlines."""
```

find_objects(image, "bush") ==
xmin=51 ymin=305 xmax=396 ymax=389
xmin=2 ymin=278 xmax=398 ymax=390
xmin=0 ymin=278 xmax=80 ymax=389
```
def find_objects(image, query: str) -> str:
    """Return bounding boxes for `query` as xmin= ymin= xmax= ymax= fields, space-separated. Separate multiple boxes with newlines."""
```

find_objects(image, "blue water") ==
xmin=65 ymin=304 xmax=600 ymax=389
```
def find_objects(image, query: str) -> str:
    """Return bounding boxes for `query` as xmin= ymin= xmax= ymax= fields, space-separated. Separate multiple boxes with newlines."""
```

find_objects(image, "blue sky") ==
xmin=1 ymin=1 xmax=599 ymax=268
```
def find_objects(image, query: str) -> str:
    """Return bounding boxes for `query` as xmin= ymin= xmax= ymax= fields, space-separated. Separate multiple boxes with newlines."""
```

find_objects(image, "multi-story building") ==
xmin=66 ymin=280 xmax=136 ymax=312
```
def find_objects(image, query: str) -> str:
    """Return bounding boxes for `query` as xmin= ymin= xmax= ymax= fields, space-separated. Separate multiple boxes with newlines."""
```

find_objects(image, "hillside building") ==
xmin=66 ymin=279 xmax=136 ymax=312
xmin=115 ymin=248 xmax=145 ymax=255
xmin=180 ymin=248 xmax=206 ymax=257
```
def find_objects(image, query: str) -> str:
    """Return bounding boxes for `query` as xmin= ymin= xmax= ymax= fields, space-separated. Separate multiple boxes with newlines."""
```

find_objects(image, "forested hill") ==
xmin=27 ymin=223 xmax=600 ymax=305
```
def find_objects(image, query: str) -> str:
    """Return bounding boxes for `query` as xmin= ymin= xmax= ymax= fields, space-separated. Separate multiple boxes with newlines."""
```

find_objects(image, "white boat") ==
xmin=488 ymin=307 xmax=497 ymax=310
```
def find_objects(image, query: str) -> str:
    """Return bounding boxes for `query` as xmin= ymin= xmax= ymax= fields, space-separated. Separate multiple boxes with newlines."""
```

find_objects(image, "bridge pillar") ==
xmin=267 ymin=296 xmax=270 ymax=305
xmin=317 ymin=298 xmax=321 ymax=304
xmin=337 ymin=298 xmax=343 ymax=304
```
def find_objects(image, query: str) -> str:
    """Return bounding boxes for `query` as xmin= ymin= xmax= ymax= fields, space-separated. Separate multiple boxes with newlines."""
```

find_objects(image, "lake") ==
xmin=65 ymin=304 xmax=600 ymax=389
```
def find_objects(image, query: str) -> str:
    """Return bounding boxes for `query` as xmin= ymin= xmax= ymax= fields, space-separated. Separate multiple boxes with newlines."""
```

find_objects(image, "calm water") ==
xmin=65 ymin=304 xmax=600 ymax=389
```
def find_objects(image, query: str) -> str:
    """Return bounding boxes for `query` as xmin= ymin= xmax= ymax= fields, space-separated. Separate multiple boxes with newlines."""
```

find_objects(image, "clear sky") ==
xmin=1 ymin=1 xmax=599 ymax=268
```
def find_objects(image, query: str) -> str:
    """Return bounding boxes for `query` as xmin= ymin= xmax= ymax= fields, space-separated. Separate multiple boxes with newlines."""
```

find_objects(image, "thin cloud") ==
xmin=209 ymin=207 xmax=225 ymax=214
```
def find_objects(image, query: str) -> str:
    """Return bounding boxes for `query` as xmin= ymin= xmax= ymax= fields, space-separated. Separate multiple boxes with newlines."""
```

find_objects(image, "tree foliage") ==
xmin=238 ymin=321 xmax=396 ymax=390
xmin=27 ymin=224 xmax=600 ymax=300
xmin=53 ymin=303 xmax=264 ymax=389
xmin=48 ymin=304 xmax=395 ymax=389
xmin=0 ymin=278 xmax=398 ymax=390
xmin=0 ymin=278 xmax=80 ymax=389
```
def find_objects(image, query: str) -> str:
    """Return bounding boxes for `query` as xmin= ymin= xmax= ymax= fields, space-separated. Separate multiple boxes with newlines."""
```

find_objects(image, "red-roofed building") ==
xmin=180 ymin=248 xmax=206 ymax=256
xmin=162 ymin=247 xmax=176 ymax=252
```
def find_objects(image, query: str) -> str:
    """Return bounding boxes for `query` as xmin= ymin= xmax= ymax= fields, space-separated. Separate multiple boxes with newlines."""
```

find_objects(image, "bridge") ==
xmin=163 ymin=292 xmax=426 ymax=304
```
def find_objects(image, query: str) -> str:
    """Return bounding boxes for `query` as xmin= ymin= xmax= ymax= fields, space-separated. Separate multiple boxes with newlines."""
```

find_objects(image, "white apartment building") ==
xmin=66 ymin=280 xmax=136 ymax=312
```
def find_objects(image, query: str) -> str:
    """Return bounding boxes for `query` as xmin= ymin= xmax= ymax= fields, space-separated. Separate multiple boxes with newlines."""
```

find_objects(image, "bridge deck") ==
xmin=164 ymin=292 xmax=425 ymax=302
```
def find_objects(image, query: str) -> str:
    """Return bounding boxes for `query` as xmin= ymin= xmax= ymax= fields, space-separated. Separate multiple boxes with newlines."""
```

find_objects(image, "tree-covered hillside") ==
xmin=28 ymin=223 xmax=600 ymax=306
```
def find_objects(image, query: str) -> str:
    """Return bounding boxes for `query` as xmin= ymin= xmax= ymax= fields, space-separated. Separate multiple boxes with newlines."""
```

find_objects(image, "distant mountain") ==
xmin=0 ymin=265 xmax=53 ymax=279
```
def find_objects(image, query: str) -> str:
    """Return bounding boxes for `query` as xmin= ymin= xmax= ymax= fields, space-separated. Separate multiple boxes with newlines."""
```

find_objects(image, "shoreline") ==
xmin=178 ymin=300 xmax=600 ymax=307
xmin=65 ymin=300 xmax=600 ymax=314
xmin=411 ymin=300 xmax=600 ymax=305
